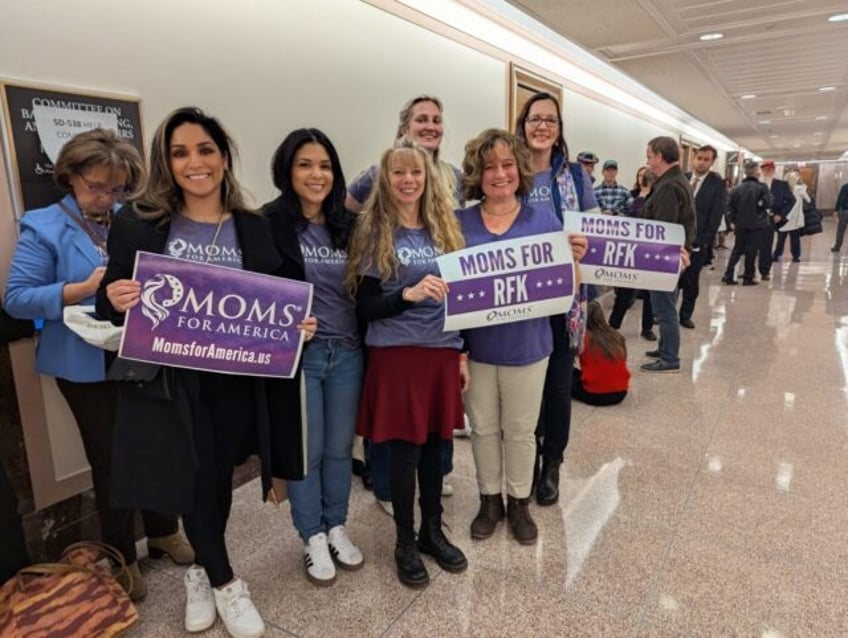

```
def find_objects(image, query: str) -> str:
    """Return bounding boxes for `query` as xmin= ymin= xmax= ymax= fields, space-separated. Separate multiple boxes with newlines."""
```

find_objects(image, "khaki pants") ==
xmin=465 ymin=357 xmax=549 ymax=499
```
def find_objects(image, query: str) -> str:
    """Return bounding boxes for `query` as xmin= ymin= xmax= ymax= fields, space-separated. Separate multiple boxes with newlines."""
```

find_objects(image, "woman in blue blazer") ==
xmin=4 ymin=129 xmax=193 ymax=600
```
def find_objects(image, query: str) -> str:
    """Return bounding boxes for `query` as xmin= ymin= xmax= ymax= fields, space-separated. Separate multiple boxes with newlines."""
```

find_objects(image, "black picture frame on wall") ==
xmin=0 ymin=81 xmax=143 ymax=216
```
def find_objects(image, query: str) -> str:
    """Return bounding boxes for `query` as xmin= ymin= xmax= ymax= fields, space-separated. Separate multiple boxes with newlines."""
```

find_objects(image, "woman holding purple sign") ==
xmin=97 ymin=107 xmax=313 ymax=638
xmin=514 ymin=92 xmax=593 ymax=508
xmin=4 ymin=128 xmax=192 ymax=602
xmin=262 ymin=129 xmax=364 ymax=587
xmin=459 ymin=129 xmax=586 ymax=545
xmin=345 ymin=138 xmax=467 ymax=589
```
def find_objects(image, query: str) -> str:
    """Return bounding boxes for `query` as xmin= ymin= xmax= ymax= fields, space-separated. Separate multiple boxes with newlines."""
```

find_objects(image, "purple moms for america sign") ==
xmin=437 ymin=232 xmax=574 ymax=331
xmin=562 ymin=212 xmax=684 ymax=291
xmin=119 ymin=252 xmax=313 ymax=378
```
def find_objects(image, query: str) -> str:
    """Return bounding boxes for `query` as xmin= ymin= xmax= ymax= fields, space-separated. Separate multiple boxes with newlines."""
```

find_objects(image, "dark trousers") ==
xmin=56 ymin=379 xmax=178 ymax=565
xmin=679 ymin=248 xmax=708 ymax=321
xmin=535 ymin=315 xmax=575 ymax=464
xmin=724 ymin=227 xmax=765 ymax=282
xmin=773 ymin=229 xmax=801 ymax=260
xmin=0 ymin=465 xmax=29 ymax=582
xmin=758 ymin=225 xmax=775 ymax=276
xmin=609 ymin=288 xmax=653 ymax=332
xmin=389 ymin=434 xmax=443 ymax=532
xmin=834 ymin=210 xmax=848 ymax=250
xmin=370 ymin=438 xmax=453 ymax=503
xmin=571 ymin=368 xmax=627 ymax=406
xmin=182 ymin=374 xmax=255 ymax=587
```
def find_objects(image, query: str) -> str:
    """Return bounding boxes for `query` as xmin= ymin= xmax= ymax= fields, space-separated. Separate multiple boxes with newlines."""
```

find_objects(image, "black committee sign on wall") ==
xmin=1 ymin=81 xmax=143 ymax=214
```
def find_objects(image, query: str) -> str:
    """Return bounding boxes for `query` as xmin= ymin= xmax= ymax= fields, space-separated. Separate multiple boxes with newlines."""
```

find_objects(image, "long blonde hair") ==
xmin=345 ymin=139 xmax=464 ymax=296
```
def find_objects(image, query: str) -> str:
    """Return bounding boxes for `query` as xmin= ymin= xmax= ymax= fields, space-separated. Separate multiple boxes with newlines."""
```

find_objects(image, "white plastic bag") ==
xmin=63 ymin=305 xmax=122 ymax=351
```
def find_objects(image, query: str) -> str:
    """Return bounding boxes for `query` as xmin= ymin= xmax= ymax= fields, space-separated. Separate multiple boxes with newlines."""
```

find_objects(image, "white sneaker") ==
xmin=327 ymin=525 xmax=364 ymax=570
xmin=442 ymin=478 xmax=455 ymax=497
xmin=304 ymin=532 xmax=336 ymax=586
xmin=213 ymin=578 xmax=265 ymax=638
xmin=377 ymin=499 xmax=394 ymax=517
xmin=454 ymin=413 xmax=472 ymax=437
xmin=184 ymin=565 xmax=216 ymax=632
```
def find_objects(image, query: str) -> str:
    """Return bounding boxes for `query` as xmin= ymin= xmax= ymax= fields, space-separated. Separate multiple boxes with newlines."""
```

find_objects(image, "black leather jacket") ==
xmin=728 ymin=177 xmax=773 ymax=230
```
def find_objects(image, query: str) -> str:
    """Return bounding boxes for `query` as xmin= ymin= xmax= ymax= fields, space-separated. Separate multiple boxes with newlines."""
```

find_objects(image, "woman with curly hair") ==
xmin=346 ymin=138 xmax=467 ymax=589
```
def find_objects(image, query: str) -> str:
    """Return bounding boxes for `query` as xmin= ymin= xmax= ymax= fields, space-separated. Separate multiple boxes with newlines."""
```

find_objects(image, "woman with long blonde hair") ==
xmin=347 ymin=138 xmax=467 ymax=589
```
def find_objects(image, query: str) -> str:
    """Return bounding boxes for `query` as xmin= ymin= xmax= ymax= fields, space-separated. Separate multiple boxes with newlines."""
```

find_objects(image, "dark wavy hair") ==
xmin=514 ymin=92 xmax=569 ymax=163
xmin=271 ymin=128 xmax=350 ymax=250
xmin=134 ymin=106 xmax=251 ymax=220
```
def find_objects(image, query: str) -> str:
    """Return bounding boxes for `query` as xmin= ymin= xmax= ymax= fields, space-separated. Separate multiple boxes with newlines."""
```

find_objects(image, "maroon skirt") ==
xmin=357 ymin=346 xmax=464 ymax=445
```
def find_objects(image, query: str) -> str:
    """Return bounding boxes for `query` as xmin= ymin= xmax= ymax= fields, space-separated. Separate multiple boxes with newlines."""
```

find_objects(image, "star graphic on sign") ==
xmin=478 ymin=290 xmax=486 ymax=298
xmin=654 ymin=254 xmax=661 ymax=260
xmin=536 ymin=281 xmax=543 ymax=288
xmin=663 ymin=255 xmax=671 ymax=261
xmin=468 ymin=292 xmax=476 ymax=299
xmin=556 ymin=278 xmax=563 ymax=284
xmin=295 ymin=306 xmax=303 ymax=312
xmin=457 ymin=294 xmax=464 ymax=301
xmin=644 ymin=252 xmax=652 ymax=259
xmin=590 ymin=247 xmax=598 ymax=254
xmin=546 ymin=279 xmax=553 ymax=286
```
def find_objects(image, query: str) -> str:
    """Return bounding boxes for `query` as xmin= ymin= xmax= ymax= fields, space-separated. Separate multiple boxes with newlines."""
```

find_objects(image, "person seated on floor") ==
xmin=573 ymin=301 xmax=630 ymax=406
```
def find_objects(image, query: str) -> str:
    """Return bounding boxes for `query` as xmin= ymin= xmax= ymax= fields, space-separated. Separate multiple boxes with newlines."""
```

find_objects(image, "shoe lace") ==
xmin=224 ymin=583 xmax=253 ymax=620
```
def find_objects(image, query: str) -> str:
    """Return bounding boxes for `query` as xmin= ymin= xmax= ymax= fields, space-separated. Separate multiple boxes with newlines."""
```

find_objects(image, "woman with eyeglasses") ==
xmin=4 ymin=128 xmax=194 ymax=601
xmin=514 ymin=93 xmax=596 ymax=508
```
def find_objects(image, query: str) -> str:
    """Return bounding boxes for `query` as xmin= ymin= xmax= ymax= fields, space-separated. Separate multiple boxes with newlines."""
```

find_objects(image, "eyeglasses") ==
xmin=79 ymin=174 xmax=128 ymax=199
xmin=526 ymin=116 xmax=559 ymax=128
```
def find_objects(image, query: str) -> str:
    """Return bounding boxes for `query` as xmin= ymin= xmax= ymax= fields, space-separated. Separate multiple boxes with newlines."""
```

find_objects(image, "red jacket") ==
xmin=579 ymin=332 xmax=631 ymax=393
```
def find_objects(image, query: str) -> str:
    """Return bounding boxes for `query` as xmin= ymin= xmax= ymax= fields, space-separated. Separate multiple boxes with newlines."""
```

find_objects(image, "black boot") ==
xmin=394 ymin=526 xmax=429 ymax=588
xmin=535 ymin=457 xmax=561 ymax=506
xmin=418 ymin=515 xmax=468 ymax=573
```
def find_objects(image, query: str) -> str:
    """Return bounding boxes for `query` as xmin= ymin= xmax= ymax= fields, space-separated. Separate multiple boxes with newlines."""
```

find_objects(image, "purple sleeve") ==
xmin=581 ymin=172 xmax=598 ymax=210
xmin=347 ymin=165 xmax=378 ymax=205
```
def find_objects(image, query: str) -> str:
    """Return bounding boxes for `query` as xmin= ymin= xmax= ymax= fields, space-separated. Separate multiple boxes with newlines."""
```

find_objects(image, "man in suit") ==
xmin=758 ymin=160 xmax=795 ymax=281
xmin=679 ymin=145 xmax=728 ymax=329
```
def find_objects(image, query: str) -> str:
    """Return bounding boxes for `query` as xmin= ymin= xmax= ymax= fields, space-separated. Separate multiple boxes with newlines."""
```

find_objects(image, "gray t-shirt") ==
xmin=360 ymin=227 xmax=461 ymax=349
xmin=299 ymin=222 xmax=359 ymax=347
xmin=165 ymin=215 xmax=242 ymax=269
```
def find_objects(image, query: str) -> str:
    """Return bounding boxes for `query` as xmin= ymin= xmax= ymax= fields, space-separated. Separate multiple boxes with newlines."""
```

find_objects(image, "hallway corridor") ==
xmin=129 ymin=217 xmax=848 ymax=637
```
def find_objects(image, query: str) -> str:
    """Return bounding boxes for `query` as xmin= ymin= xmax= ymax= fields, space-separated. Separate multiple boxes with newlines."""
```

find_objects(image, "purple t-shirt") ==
xmin=298 ymin=222 xmax=359 ymax=347
xmin=360 ymin=226 xmax=462 ymax=349
xmin=457 ymin=203 xmax=562 ymax=366
xmin=348 ymin=163 xmax=464 ymax=207
xmin=165 ymin=215 xmax=242 ymax=269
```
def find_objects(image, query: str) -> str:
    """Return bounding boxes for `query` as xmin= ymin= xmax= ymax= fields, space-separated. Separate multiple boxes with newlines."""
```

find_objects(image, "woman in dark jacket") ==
xmin=514 ymin=92 xmax=592 ymax=506
xmin=262 ymin=129 xmax=363 ymax=587
xmin=96 ymin=107 xmax=312 ymax=638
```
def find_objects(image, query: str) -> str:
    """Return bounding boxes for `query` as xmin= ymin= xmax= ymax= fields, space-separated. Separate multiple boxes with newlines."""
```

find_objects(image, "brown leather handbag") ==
xmin=0 ymin=541 xmax=139 ymax=637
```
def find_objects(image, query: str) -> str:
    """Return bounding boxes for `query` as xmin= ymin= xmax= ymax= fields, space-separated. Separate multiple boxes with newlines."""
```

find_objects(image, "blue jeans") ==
xmin=288 ymin=340 xmax=363 ymax=541
xmin=649 ymin=289 xmax=680 ymax=367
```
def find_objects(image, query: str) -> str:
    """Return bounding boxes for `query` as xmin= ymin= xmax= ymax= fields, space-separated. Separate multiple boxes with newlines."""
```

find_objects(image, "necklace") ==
xmin=481 ymin=200 xmax=521 ymax=217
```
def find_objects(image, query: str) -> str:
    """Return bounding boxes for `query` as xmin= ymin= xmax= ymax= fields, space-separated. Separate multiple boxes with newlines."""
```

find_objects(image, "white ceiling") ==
xmin=505 ymin=0 xmax=848 ymax=161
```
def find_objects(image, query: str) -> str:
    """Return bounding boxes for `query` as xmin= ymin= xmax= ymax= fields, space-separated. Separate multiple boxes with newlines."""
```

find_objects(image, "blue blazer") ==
xmin=4 ymin=194 xmax=107 ymax=382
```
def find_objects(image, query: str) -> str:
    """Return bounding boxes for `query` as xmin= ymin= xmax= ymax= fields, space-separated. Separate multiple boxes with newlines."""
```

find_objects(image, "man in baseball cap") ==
xmin=577 ymin=151 xmax=599 ymax=183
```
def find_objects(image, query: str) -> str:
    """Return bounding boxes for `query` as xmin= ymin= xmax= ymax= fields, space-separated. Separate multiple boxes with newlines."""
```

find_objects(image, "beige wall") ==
xmin=0 ymin=0 xmax=730 ymax=508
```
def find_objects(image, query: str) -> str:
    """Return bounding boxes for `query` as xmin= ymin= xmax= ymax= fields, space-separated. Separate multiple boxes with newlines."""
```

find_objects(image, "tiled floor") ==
xmin=129 ymin=218 xmax=848 ymax=637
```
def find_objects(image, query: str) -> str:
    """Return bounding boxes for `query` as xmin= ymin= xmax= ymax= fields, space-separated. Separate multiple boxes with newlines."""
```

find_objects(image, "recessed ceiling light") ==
xmin=815 ymin=116 xmax=828 ymax=120
xmin=828 ymin=13 xmax=848 ymax=23
xmin=769 ymin=135 xmax=779 ymax=139
xmin=699 ymin=32 xmax=724 ymax=41
xmin=759 ymin=120 xmax=771 ymax=124
xmin=740 ymin=94 xmax=757 ymax=99
xmin=819 ymin=86 xmax=837 ymax=92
